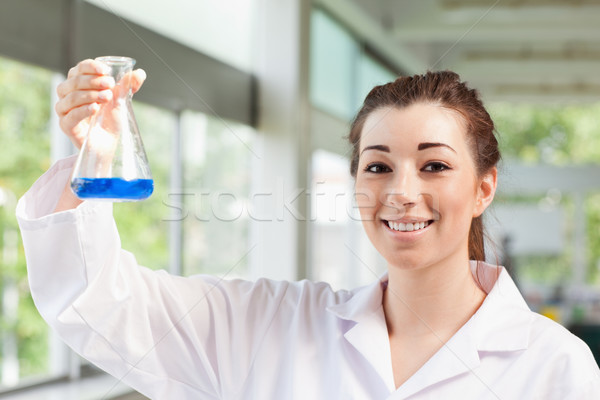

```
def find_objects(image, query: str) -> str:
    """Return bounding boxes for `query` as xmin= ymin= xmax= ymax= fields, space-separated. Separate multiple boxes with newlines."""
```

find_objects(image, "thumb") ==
xmin=131 ymin=69 xmax=147 ymax=94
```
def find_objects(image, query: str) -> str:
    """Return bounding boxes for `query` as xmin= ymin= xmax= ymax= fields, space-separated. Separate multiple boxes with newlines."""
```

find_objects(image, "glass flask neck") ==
xmin=96 ymin=56 xmax=136 ymax=96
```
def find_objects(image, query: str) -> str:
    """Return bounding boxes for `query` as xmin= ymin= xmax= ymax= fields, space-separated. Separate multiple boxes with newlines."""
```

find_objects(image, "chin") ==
xmin=380 ymin=249 xmax=429 ymax=271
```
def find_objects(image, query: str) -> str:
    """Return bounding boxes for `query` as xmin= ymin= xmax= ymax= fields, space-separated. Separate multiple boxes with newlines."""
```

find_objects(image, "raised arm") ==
xmin=16 ymin=59 xmax=292 ymax=399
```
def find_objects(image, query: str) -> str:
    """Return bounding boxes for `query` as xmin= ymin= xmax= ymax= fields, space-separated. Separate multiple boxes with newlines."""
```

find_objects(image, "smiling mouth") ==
xmin=383 ymin=220 xmax=434 ymax=232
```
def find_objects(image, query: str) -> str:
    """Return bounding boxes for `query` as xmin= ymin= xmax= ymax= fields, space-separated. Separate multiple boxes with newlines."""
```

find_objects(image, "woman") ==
xmin=17 ymin=61 xmax=600 ymax=399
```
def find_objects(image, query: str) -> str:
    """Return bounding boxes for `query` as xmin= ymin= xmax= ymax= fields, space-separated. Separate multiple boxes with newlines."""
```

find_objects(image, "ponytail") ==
xmin=468 ymin=216 xmax=485 ymax=261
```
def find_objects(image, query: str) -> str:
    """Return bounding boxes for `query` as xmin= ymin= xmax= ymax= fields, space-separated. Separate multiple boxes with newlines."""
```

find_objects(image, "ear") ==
xmin=473 ymin=167 xmax=497 ymax=218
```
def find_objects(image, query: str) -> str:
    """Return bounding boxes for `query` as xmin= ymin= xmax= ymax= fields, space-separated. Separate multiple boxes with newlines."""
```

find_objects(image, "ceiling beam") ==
xmin=441 ymin=0 xmax=600 ymax=9
xmin=452 ymin=59 xmax=600 ymax=78
xmin=393 ymin=25 xmax=600 ymax=43
xmin=483 ymin=94 xmax=600 ymax=104
xmin=478 ymin=90 xmax=600 ymax=105
xmin=461 ymin=48 xmax=600 ymax=62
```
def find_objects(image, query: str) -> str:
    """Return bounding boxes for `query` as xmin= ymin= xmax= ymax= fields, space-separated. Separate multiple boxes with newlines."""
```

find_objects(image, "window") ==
xmin=310 ymin=9 xmax=359 ymax=121
xmin=181 ymin=111 xmax=255 ymax=278
xmin=310 ymin=9 xmax=396 ymax=122
xmin=355 ymin=53 xmax=396 ymax=111
xmin=0 ymin=55 xmax=53 ymax=386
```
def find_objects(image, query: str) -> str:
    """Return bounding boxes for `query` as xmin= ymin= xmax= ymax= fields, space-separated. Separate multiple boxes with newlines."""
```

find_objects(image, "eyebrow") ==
xmin=417 ymin=142 xmax=456 ymax=153
xmin=360 ymin=143 xmax=456 ymax=154
xmin=360 ymin=145 xmax=390 ymax=155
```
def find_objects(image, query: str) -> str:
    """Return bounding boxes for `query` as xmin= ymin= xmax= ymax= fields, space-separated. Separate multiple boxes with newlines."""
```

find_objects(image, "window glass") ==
xmin=181 ymin=112 xmax=255 ymax=278
xmin=0 ymin=55 xmax=52 ymax=385
xmin=310 ymin=9 xmax=359 ymax=121
xmin=310 ymin=9 xmax=396 ymax=121
xmin=355 ymin=53 xmax=396 ymax=111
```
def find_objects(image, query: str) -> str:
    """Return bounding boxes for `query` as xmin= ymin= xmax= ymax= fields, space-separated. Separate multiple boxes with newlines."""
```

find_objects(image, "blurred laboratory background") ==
xmin=0 ymin=0 xmax=599 ymax=398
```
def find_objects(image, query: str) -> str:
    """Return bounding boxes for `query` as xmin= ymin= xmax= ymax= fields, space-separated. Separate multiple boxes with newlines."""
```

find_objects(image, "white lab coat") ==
xmin=17 ymin=157 xmax=600 ymax=399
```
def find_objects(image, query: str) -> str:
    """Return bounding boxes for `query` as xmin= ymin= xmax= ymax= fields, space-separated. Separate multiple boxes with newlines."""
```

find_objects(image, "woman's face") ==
xmin=354 ymin=102 xmax=495 ymax=270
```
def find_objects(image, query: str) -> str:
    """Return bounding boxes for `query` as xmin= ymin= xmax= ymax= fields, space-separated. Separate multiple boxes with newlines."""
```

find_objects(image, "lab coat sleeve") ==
xmin=16 ymin=157 xmax=289 ymax=399
xmin=564 ymin=377 xmax=600 ymax=400
xmin=552 ymin=339 xmax=600 ymax=400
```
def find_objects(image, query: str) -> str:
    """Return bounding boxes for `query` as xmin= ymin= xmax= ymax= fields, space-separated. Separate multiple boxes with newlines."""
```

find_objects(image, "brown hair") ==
xmin=348 ymin=70 xmax=500 ymax=261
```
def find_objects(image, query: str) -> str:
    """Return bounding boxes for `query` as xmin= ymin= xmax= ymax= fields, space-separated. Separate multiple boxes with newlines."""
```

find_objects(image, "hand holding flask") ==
xmin=70 ymin=56 xmax=153 ymax=201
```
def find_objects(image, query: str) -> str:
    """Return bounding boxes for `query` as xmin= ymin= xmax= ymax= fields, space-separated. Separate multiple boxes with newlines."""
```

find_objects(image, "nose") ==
xmin=384 ymin=169 xmax=420 ymax=208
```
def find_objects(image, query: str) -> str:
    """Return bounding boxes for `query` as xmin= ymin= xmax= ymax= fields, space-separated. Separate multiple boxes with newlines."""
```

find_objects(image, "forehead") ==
xmin=359 ymin=103 xmax=468 ymax=151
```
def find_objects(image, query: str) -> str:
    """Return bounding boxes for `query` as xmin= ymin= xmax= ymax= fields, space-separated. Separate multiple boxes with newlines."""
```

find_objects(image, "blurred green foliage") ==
xmin=0 ymin=56 xmax=52 ymax=379
xmin=587 ymin=192 xmax=600 ymax=283
xmin=491 ymin=102 xmax=600 ymax=165
xmin=489 ymin=103 xmax=600 ymax=284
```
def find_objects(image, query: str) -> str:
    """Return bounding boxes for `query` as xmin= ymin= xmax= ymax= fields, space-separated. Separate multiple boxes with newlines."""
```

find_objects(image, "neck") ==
xmin=383 ymin=255 xmax=486 ymax=339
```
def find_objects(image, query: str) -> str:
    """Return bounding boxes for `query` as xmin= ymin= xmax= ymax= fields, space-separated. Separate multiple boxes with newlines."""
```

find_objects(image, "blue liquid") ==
xmin=71 ymin=177 xmax=154 ymax=200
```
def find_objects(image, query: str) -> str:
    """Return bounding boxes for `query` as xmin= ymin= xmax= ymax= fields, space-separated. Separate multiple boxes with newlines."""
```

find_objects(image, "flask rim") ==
xmin=95 ymin=56 xmax=136 ymax=67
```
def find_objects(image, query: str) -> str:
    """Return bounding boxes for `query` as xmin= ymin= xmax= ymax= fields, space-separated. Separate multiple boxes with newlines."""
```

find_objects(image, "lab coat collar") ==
xmin=326 ymin=275 xmax=388 ymax=324
xmin=327 ymin=276 xmax=396 ymax=391
xmin=470 ymin=263 xmax=534 ymax=352
xmin=326 ymin=262 xmax=534 ymax=396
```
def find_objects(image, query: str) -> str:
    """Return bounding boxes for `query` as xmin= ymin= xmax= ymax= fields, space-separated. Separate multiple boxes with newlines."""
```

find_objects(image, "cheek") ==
xmin=354 ymin=179 xmax=379 ymax=219
xmin=437 ymin=183 xmax=478 ymax=223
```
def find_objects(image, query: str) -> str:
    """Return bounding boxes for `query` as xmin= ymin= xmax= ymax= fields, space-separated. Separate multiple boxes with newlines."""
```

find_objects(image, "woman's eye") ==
xmin=422 ymin=162 xmax=450 ymax=172
xmin=364 ymin=163 xmax=391 ymax=173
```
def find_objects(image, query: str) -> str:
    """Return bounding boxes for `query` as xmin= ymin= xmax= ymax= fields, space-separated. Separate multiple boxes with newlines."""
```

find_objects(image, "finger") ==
xmin=61 ymin=103 xmax=99 ymax=131
xmin=57 ymin=74 xmax=115 ymax=98
xmin=112 ymin=68 xmax=146 ymax=99
xmin=131 ymin=69 xmax=147 ymax=94
xmin=59 ymin=103 xmax=100 ymax=145
xmin=55 ymin=89 xmax=113 ymax=116
xmin=67 ymin=59 xmax=112 ymax=79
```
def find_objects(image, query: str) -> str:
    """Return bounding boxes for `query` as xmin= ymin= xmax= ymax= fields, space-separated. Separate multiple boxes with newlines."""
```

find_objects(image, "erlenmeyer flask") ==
xmin=70 ymin=56 xmax=153 ymax=201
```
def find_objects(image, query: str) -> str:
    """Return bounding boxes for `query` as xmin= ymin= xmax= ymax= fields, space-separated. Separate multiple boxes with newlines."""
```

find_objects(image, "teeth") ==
xmin=387 ymin=220 xmax=430 ymax=232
